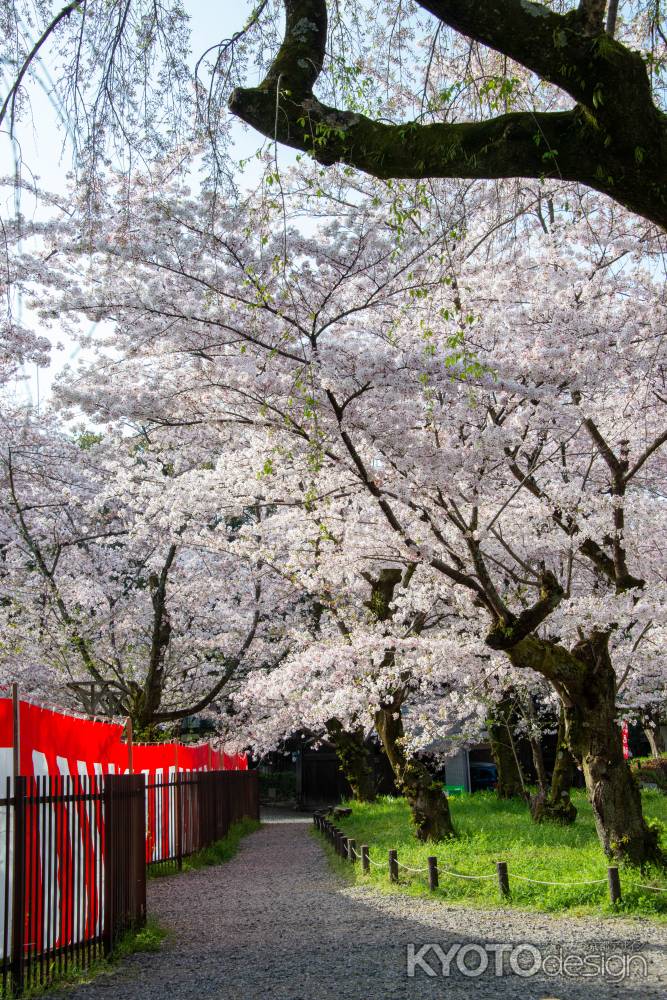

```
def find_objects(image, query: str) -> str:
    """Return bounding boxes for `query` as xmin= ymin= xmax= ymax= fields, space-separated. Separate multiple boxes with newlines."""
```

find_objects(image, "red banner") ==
xmin=622 ymin=720 xmax=630 ymax=760
xmin=20 ymin=701 xmax=129 ymax=781
xmin=0 ymin=695 xmax=249 ymax=956
xmin=0 ymin=696 xmax=247 ymax=782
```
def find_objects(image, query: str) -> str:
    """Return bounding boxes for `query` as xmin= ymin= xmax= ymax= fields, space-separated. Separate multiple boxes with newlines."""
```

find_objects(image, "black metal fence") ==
xmin=0 ymin=774 xmax=146 ymax=997
xmin=0 ymin=770 xmax=258 ymax=995
xmin=147 ymin=770 xmax=260 ymax=872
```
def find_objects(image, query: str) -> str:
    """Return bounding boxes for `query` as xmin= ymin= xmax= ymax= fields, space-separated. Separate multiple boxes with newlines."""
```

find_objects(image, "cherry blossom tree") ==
xmin=0 ymin=408 xmax=299 ymax=735
xmin=31 ymin=159 xmax=667 ymax=861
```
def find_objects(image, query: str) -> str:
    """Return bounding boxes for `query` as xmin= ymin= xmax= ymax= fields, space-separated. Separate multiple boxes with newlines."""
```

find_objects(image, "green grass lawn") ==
xmin=325 ymin=791 xmax=667 ymax=920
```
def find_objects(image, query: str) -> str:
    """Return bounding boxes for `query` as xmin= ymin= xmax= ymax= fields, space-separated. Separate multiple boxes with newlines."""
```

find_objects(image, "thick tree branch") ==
xmin=229 ymin=0 xmax=667 ymax=229
xmin=486 ymin=570 xmax=564 ymax=651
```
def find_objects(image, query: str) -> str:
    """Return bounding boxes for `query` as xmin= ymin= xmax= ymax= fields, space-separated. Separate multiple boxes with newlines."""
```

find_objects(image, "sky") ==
xmin=2 ymin=1 xmax=287 ymax=407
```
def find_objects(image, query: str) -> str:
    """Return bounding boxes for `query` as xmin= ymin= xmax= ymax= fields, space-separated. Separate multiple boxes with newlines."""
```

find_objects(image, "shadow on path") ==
xmin=47 ymin=816 xmax=666 ymax=1000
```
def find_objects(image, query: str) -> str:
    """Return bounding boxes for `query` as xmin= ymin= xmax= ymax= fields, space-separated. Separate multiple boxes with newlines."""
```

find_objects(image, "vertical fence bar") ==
xmin=10 ymin=775 xmax=26 ymax=997
xmin=25 ymin=778 xmax=35 ymax=992
xmin=3 ymin=777 xmax=11 ymax=996
xmin=44 ymin=776 xmax=54 ymax=984
xmin=38 ymin=777 xmax=46 ymax=987
xmin=74 ymin=775 xmax=81 ymax=973
xmin=176 ymin=772 xmax=182 ymax=871
xmin=102 ymin=777 xmax=114 ymax=957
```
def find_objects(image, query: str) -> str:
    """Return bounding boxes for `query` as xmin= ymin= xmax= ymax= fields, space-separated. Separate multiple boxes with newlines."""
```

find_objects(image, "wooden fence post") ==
xmin=347 ymin=838 xmax=356 ymax=862
xmin=496 ymin=861 xmax=510 ymax=899
xmin=428 ymin=856 xmax=438 ymax=891
xmin=389 ymin=849 xmax=398 ymax=883
xmin=361 ymin=844 xmax=369 ymax=873
xmin=607 ymin=866 xmax=621 ymax=904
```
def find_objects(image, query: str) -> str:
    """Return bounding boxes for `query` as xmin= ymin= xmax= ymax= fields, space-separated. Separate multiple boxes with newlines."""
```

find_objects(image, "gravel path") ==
xmin=49 ymin=813 xmax=667 ymax=1000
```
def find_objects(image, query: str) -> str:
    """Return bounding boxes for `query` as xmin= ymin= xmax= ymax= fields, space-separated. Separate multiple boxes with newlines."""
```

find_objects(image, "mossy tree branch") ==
xmin=229 ymin=0 xmax=667 ymax=229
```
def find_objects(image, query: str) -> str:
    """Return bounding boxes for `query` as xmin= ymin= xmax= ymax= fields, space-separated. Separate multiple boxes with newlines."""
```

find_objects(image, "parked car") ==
xmin=469 ymin=762 xmax=498 ymax=792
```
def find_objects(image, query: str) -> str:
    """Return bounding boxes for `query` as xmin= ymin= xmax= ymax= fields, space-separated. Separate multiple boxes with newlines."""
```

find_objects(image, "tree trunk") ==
xmin=530 ymin=705 xmax=578 ymax=825
xmin=641 ymin=709 xmax=665 ymax=758
xmin=644 ymin=726 xmax=664 ymax=758
xmin=529 ymin=736 xmax=548 ymax=795
xmin=502 ymin=631 xmax=661 ymax=865
xmin=487 ymin=694 xmax=526 ymax=799
xmin=326 ymin=720 xmax=377 ymax=802
xmin=374 ymin=699 xmax=455 ymax=842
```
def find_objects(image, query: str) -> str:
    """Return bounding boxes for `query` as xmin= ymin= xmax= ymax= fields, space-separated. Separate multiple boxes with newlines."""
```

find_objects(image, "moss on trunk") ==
xmin=374 ymin=701 xmax=455 ymax=842
xmin=528 ymin=703 xmax=577 ymax=825
xmin=326 ymin=720 xmax=377 ymax=802
xmin=502 ymin=632 xmax=661 ymax=864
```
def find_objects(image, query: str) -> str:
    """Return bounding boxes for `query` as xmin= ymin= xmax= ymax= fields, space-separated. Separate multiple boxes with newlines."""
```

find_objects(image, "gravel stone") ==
xmin=47 ymin=810 xmax=667 ymax=999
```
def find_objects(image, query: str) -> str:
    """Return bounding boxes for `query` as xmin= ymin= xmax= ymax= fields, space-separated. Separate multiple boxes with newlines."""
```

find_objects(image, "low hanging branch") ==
xmin=229 ymin=0 xmax=667 ymax=230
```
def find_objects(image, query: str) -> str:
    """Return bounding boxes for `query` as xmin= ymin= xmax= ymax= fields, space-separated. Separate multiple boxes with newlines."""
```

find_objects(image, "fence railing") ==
xmin=0 ymin=775 xmax=145 ymax=997
xmin=146 ymin=770 xmax=260 ymax=872
xmin=0 ymin=770 xmax=259 ymax=995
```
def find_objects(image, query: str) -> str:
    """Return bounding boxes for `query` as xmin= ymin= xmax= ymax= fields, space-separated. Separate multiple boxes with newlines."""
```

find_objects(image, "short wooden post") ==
xmin=607 ymin=866 xmax=621 ymax=904
xmin=389 ymin=849 xmax=398 ymax=883
xmin=348 ymin=837 xmax=356 ymax=862
xmin=361 ymin=844 xmax=370 ymax=873
xmin=428 ymin=856 xmax=438 ymax=891
xmin=341 ymin=836 xmax=348 ymax=858
xmin=496 ymin=860 xmax=510 ymax=899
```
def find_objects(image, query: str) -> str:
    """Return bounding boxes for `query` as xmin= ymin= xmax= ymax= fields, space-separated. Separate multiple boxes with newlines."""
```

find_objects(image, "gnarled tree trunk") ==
xmin=374 ymin=698 xmax=455 ymax=842
xmin=326 ymin=719 xmax=377 ymax=802
xmin=500 ymin=630 xmax=660 ymax=865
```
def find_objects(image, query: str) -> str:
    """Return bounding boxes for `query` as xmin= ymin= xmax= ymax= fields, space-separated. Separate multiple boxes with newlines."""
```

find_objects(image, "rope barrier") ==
xmin=511 ymin=874 xmax=608 ymax=887
xmin=314 ymin=816 xmax=667 ymax=898
xmin=439 ymin=868 xmax=497 ymax=881
xmin=396 ymin=861 xmax=429 ymax=873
